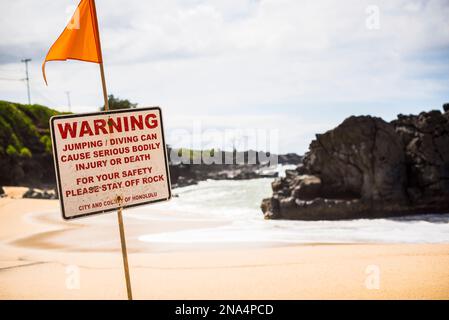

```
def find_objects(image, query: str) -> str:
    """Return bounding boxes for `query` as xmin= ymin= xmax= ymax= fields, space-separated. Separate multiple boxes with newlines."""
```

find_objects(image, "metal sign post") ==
xmin=117 ymin=199 xmax=132 ymax=300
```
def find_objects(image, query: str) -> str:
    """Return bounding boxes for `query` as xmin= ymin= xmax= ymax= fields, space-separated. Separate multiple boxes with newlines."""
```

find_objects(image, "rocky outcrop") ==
xmin=23 ymin=188 xmax=58 ymax=200
xmin=0 ymin=186 xmax=5 ymax=198
xmin=392 ymin=110 xmax=449 ymax=205
xmin=261 ymin=105 xmax=449 ymax=220
xmin=169 ymin=150 xmax=301 ymax=189
xmin=443 ymin=103 xmax=449 ymax=113
xmin=170 ymin=164 xmax=279 ymax=188
xmin=277 ymin=153 xmax=303 ymax=165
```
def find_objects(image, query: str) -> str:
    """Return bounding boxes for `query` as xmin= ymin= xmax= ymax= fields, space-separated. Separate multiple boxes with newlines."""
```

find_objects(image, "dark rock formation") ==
xmin=277 ymin=153 xmax=303 ymax=165
xmin=262 ymin=104 xmax=449 ymax=220
xmin=23 ymin=188 xmax=58 ymax=200
xmin=443 ymin=103 xmax=449 ymax=113
xmin=392 ymin=110 xmax=449 ymax=205
xmin=169 ymin=150 xmax=301 ymax=189
xmin=0 ymin=186 xmax=5 ymax=198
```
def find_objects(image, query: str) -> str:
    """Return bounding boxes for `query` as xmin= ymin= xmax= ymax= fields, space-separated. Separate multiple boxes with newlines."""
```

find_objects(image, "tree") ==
xmin=100 ymin=94 xmax=137 ymax=111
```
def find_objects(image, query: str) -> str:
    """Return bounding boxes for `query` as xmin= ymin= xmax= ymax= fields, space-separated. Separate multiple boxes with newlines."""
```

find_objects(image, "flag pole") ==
xmin=99 ymin=63 xmax=109 ymax=111
xmin=91 ymin=0 xmax=133 ymax=300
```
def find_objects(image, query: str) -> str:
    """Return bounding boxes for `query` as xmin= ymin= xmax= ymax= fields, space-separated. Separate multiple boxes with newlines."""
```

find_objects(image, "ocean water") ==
xmin=131 ymin=165 xmax=449 ymax=245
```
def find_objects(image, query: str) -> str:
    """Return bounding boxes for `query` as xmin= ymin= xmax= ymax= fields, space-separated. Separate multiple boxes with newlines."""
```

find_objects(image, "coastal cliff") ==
xmin=0 ymin=100 xmax=59 ymax=186
xmin=261 ymin=104 xmax=449 ymax=220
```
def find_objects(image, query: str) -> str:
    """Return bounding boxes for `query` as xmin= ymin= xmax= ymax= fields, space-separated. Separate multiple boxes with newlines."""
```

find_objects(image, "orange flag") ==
xmin=42 ymin=0 xmax=103 ymax=85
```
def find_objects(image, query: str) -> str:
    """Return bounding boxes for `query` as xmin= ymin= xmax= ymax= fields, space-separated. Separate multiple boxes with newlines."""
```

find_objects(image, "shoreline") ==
xmin=1 ymin=197 xmax=449 ymax=299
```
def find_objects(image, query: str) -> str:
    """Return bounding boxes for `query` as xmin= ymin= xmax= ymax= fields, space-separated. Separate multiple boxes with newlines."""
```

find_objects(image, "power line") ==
xmin=32 ymin=88 xmax=61 ymax=107
xmin=28 ymin=78 xmax=64 ymax=107
xmin=0 ymin=76 xmax=23 ymax=82
xmin=1 ymin=65 xmax=70 ymax=109
xmin=0 ymin=66 xmax=23 ymax=74
xmin=21 ymin=58 xmax=32 ymax=104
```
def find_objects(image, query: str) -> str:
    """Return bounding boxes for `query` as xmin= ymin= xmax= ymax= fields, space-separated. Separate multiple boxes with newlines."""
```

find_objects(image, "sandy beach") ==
xmin=0 ymin=190 xmax=449 ymax=300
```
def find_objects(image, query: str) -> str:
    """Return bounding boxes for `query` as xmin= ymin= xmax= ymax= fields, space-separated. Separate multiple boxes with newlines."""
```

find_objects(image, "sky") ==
xmin=0 ymin=0 xmax=448 ymax=154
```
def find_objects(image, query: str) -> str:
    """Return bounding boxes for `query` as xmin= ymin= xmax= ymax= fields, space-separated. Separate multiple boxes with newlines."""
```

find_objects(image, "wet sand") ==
xmin=1 ymin=196 xmax=449 ymax=299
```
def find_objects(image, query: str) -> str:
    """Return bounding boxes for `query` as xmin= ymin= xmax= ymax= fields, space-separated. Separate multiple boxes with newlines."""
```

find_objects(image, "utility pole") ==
xmin=65 ymin=91 xmax=72 ymax=112
xmin=21 ymin=58 xmax=32 ymax=105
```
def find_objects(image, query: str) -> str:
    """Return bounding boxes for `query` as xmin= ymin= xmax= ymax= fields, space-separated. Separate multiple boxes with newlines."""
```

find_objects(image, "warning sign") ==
xmin=50 ymin=107 xmax=171 ymax=220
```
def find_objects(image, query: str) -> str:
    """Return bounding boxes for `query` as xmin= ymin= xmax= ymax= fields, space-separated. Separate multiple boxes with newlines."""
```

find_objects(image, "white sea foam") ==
xmin=131 ymin=165 xmax=449 ymax=244
xmin=138 ymin=216 xmax=449 ymax=244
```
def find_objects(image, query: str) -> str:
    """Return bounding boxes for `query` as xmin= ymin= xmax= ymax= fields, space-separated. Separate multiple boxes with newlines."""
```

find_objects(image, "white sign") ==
xmin=50 ymin=107 xmax=171 ymax=220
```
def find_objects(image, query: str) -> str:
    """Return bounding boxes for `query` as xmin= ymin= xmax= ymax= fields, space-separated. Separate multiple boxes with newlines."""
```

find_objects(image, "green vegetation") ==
xmin=175 ymin=148 xmax=217 ymax=162
xmin=0 ymin=95 xmax=138 ymax=185
xmin=100 ymin=94 xmax=137 ymax=111
xmin=0 ymin=100 xmax=62 ymax=185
